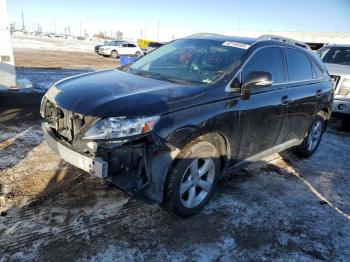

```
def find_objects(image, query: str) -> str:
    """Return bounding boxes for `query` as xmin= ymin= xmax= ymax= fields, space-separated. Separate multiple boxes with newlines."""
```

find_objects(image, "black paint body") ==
xmin=43 ymin=35 xmax=334 ymax=202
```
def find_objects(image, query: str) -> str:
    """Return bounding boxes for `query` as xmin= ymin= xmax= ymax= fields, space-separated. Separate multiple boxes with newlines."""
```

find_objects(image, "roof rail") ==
xmin=257 ymin=34 xmax=311 ymax=50
xmin=186 ymin=33 xmax=226 ymax=38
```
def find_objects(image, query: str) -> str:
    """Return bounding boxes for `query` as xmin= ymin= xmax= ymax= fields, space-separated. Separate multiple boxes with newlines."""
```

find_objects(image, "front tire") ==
xmin=161 ymin=140 xmax=220 ymax=217
xmin=293 ymin=116 xmax=324 ymax=158
xmin=135 ymin=51 xmax=142 ymax=57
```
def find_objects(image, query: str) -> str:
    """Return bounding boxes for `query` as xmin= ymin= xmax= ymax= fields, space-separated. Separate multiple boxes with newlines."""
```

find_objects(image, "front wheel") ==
xmin=293 ymin=116 xmax=324 ymax=157
xmin=161 ymin=141 xmax=220 ymax=217
xmin=135 ymin=51 xmax=142 ymax=57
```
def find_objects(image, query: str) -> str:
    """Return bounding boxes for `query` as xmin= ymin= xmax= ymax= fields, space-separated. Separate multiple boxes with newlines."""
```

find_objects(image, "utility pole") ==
xmin=157 ymin=21 xmax=160 ymax=41
xmin=21 ymin=10 xmax=25 ymax=31
xmin=80 ymin=22 xmax=82 ymax=37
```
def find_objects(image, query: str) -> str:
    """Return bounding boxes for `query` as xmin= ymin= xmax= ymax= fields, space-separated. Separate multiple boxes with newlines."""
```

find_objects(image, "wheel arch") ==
xmin=143 ymin=131 xmax=230 ymax=203
xmin=318 ymin=107 xmax=331 ymax=131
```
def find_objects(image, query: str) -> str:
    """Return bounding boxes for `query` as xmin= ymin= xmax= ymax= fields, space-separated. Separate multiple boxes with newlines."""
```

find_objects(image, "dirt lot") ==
xmin=14 ymin=48 xmax=120 ymax=70
xmin=0 ymin=117 xmax=350 ymax=261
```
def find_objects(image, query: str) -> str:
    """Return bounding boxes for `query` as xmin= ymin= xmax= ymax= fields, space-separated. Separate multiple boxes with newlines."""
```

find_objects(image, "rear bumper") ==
xmin=42 ymin=123 xmax=108 ymax=178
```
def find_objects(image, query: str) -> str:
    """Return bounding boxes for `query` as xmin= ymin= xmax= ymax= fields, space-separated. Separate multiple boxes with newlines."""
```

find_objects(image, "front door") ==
xmin=232 ymin=46 xmax=290 ymax=163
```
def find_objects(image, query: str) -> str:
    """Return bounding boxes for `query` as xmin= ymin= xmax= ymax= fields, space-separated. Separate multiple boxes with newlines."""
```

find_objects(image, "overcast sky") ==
xmin=7 ymin=0 xmax=350 ymax=41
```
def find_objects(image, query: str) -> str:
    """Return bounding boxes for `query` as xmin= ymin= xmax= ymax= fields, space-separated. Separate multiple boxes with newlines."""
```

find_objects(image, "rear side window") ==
xmin=311 ymin=59 xmax=324 ymax=79
xmin=285 ymin=48 xmax=313 ymax=82
xmin=128 ymin=44 xmax=136 ymax=48
xmin=242 ymin=47 xmax=285 ymax=84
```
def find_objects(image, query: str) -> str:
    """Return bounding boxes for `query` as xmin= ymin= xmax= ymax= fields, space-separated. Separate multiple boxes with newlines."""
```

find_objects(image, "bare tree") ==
xmin=116 ymin=31 xmax=123 ymax=40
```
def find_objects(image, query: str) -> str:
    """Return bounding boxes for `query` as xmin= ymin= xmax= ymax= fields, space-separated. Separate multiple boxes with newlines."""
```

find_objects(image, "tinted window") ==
xmin=128 ymin=44 xmax=136 ymax=48
xmin=311 ymin=59 xmax=324 ymax=79
xmin=121 ymin=43 xmax=128 ymax=47
xmin=242 ymin=47 xmax=285 ymax=84
xmin=285 ymin=48 xmax=313 ymax=81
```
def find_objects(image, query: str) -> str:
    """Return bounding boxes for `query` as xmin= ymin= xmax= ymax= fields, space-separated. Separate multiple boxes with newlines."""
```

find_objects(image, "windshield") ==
xmin=318 ymin=46 xmax=350 ymax=66
xmin=129 ymin=39 xmax=246 ymax=84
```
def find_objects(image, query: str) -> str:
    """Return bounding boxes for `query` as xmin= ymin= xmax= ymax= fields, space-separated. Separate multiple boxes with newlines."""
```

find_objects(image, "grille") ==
xmin=330 ymin=75 xmax=341 ymax=89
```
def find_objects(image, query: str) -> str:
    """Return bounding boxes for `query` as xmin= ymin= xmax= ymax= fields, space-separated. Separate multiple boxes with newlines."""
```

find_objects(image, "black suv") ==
xmin=41 ymin=34 xmax=333 ymax=217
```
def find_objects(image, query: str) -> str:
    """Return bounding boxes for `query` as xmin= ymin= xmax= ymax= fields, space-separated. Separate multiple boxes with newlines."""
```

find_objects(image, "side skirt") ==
xmin=228 ymin=139 xmax=303 ymax=173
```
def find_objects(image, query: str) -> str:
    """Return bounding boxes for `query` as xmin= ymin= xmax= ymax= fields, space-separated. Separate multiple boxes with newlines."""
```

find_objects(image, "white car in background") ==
xmin=318 ymin=45 xmax=350 ymax=129
xmin=98 ymin=42 xmax=143 ymax=59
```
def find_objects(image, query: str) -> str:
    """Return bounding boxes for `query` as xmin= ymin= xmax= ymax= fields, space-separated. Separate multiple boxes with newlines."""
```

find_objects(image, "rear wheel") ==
xmin=161 ymin=141 xmax=220 ymax=217
xmin=110 ymin=50 xmax=118 ymax=59
xmin=293 ymin=116 xmax=324 ymax=157
xmin=135 ymin=51 xmax=142 ymax=57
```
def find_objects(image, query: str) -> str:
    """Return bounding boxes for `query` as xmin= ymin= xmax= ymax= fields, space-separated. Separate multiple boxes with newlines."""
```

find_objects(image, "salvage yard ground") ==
xmin=1 ymin=117 xmax=350 ymax=261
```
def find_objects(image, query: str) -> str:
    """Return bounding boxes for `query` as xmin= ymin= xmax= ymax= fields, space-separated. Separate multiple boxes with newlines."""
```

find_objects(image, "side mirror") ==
xmin=242 ymin=71 xmax=273 ymax=90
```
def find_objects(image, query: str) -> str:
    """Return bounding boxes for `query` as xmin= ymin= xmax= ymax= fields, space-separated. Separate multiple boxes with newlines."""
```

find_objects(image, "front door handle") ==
xmin=316 ymin=90 xmax=323 ymax=98
xmin=281 ymin=95 xmax=291 ymax=105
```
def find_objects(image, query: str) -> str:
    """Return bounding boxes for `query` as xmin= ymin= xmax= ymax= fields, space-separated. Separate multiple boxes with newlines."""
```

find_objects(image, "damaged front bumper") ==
xmin=42 ymin=122 xmax=178 ymax=203
xmin=43 ymin=123 xmax=109 ymax=178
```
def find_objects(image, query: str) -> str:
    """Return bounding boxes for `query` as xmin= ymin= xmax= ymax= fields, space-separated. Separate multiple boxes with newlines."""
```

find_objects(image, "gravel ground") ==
xmin=0 ymin=119 xmax=349 ymax=261
xmin=14 ymin=49 xmax=120 ymax=70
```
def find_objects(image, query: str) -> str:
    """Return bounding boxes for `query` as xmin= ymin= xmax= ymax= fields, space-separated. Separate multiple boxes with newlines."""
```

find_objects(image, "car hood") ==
xmin=324 ymin=63 xmax=350 ymax=77
xmin=46 ymin=69 xmax=205 ymax=118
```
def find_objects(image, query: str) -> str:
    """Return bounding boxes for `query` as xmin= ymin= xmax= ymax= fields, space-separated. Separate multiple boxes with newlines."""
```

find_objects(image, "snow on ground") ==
xmin=0 ymin=119 xmax=350 ymax=261
xmin=11 ymin=34 xmax=100 ymax=53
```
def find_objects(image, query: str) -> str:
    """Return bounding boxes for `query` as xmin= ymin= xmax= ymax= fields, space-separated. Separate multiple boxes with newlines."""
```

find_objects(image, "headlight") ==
xmin=82 ymin=116 xmax=159 ymax=140
xmin=339 ymin=79 xmax=350 ymax=96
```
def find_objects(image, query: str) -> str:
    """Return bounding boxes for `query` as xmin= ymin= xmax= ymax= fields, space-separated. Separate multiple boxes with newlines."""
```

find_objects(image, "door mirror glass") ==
xmin=242 ymin=71 xmax=273 ymax=89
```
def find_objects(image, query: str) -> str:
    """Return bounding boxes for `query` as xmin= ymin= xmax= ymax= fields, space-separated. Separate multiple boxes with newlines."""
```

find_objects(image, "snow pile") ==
xmin=11 ymin=35 xmax=100 ymax=53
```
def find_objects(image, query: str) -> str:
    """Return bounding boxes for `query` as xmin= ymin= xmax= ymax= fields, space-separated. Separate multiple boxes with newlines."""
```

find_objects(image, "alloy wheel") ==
xmin=307 ymin=120 xmax=322 ymax=152
xmin=180 ymin=158 xmax=215 ymax=208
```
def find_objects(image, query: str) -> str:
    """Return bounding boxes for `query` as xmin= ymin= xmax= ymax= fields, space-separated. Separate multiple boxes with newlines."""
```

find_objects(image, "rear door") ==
xmin=128 ymin=43 xmax=139 ymax=55
xmin=283 ymin=48 xmax=326 ymax=141
xmin=118 ymin=43 xmax=129 ymax=55
xmin=234 ymin=46 xmax=290 ymax=161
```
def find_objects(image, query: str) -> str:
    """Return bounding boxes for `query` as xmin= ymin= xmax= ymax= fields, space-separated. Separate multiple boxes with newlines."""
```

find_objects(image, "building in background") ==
xmin=0 ymin=0 xmax=17 ymax=90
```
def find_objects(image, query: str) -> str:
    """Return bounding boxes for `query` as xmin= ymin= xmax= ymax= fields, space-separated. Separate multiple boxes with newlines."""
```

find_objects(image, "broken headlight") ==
xmin=82 ymin=116 xmax=159 ymax=140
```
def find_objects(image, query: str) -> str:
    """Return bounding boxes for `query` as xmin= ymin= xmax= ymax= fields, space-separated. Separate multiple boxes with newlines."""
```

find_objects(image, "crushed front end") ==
xmin=40 ymin=95 xmax=175 ymax=203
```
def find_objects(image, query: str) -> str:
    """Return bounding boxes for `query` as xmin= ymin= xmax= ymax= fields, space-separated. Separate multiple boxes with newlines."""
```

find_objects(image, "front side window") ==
xmin=242 ymin=47 xmax=285 ymax=85
xmin=318 ymin=46 xmax=350 ymax=66
xmin=285 ymin=48 xmax=313 ymax=82
xmin=129 ymin=39 xmax=246 ymax=84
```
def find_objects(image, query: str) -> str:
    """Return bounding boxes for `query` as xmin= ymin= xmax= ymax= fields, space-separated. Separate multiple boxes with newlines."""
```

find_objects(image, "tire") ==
xmin=293 ymin=115 xmax=324 ymax=158
xmin=110 ymin=50 xmax=118 ymax=59
xmin=161 ymin=140 xmax=220 ymax=217
xmin=135 ymin=51 xmax=142 ymax=57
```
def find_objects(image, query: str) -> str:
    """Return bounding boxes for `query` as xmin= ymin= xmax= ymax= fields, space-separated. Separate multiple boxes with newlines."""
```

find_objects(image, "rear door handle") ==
xmin=316 ymin=90 xmax=323 ymax=98
xmin=281 ymin=95 xmax=292 ymax=105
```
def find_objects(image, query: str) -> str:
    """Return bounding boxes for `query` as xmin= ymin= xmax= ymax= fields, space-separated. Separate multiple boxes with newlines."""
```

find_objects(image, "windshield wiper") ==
xmin=129 ymin=69 xmax=181 ymax=84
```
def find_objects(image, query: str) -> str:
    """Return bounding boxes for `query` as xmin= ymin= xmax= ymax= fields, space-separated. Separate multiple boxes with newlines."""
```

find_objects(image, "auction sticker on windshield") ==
xmin=222 ymin=41 xmax=250 ymax=49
